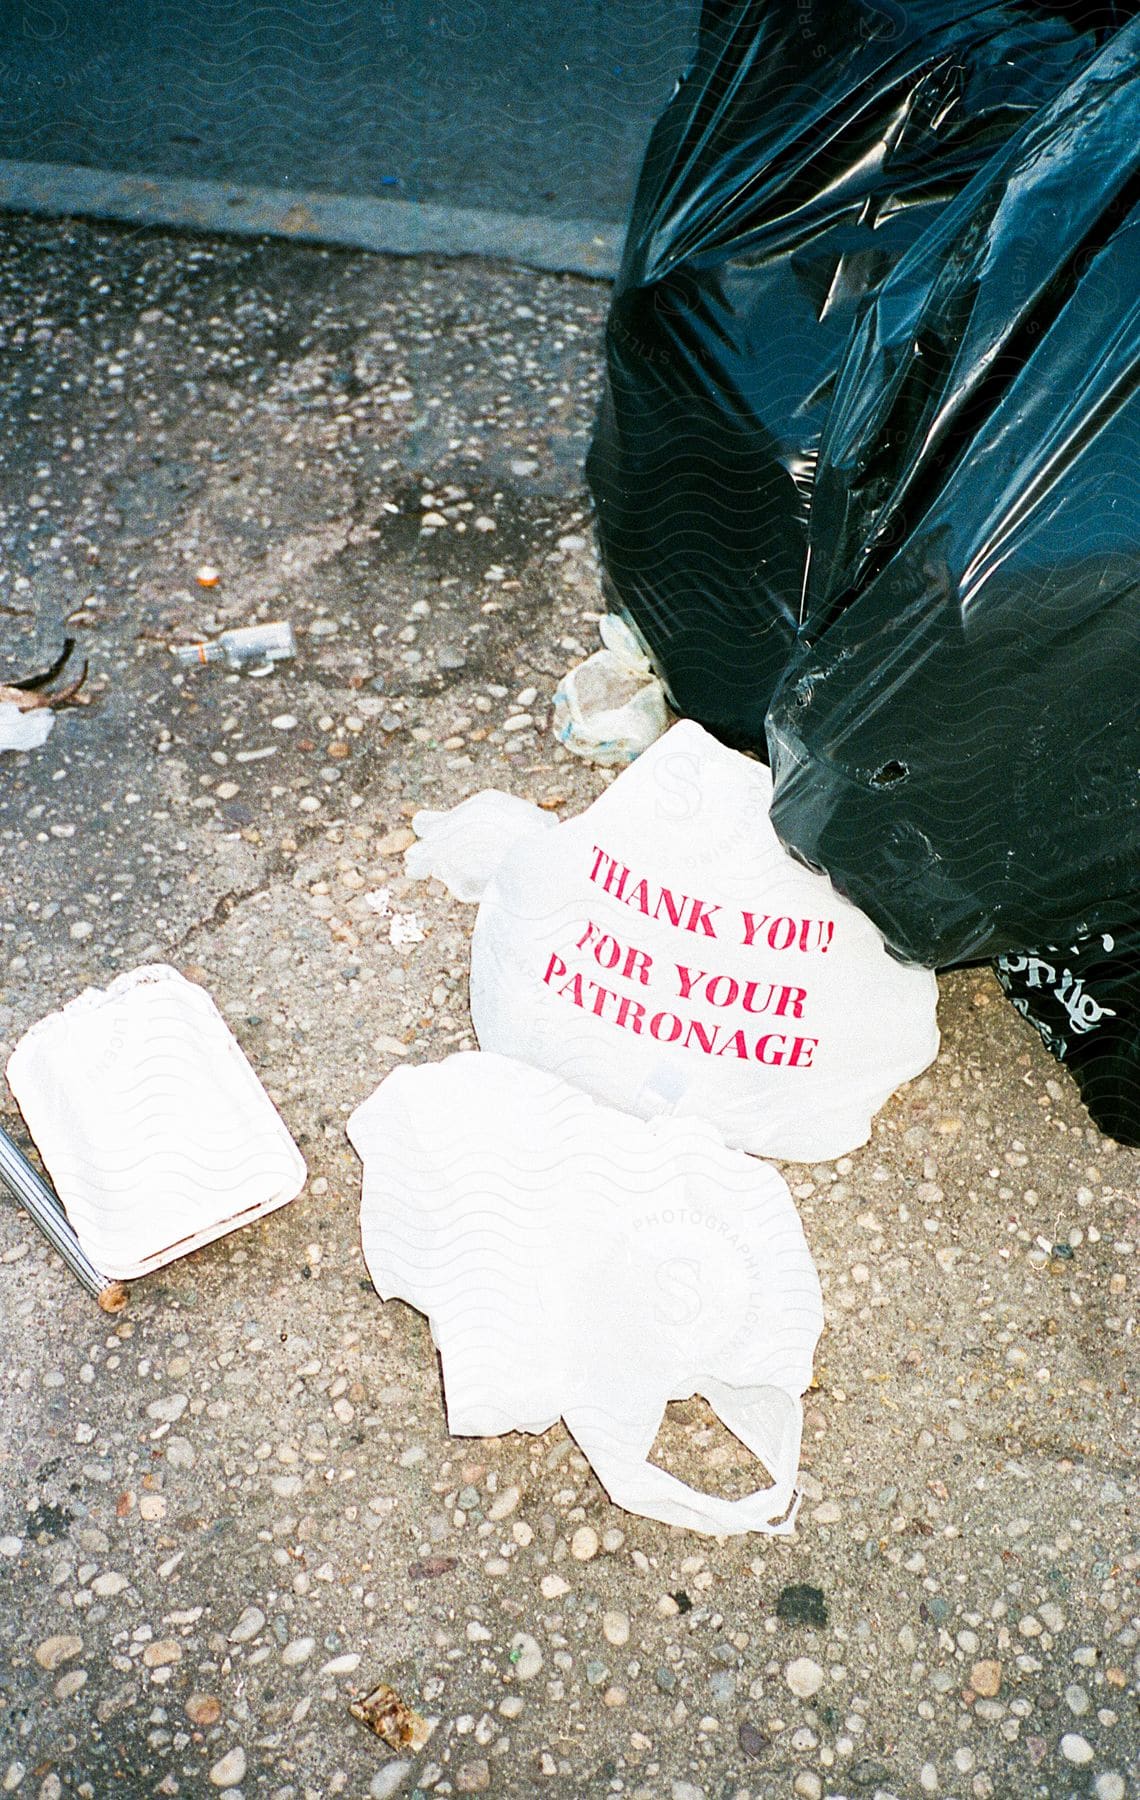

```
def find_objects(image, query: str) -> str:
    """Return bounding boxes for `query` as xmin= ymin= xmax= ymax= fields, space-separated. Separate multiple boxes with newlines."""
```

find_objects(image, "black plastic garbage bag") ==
xmin=586 ymin=0 xmax=1126 ymax=749
xmin=995 ymin=927 xmax=1140 ymax=1147
xmin=766 ymin=25 xmax=1140 ymax=967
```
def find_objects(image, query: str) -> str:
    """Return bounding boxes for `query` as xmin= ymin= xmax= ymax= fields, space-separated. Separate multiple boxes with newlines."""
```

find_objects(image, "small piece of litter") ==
xmin=349 ymin=1682 xmax=433 ymax=1752
xmin=388 ymin=914 xmax=425 ymax=947
xmin=0 ymin=703 xmax=54 ymax=752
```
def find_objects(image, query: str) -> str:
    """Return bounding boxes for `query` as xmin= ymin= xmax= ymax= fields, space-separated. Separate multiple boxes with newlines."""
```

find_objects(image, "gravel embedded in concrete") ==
xmin=0 ymin=214 xmax=1136 ymax=1800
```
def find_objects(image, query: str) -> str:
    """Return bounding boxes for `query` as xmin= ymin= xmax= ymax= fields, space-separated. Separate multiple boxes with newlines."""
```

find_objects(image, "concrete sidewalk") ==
xmin=0 ymin=215 xmax=1136 ymax=1800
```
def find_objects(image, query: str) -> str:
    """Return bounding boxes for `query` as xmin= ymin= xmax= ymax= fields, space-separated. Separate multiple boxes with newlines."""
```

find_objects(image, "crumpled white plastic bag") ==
xmin=7 ymin=964 xmax=307 ymax=1278
xmin=404 ymin=790 xmax=557 ymax=903
xmin=552 ymin=614 xmax=670 ymax=766
xmin=411 ymin=721 xmax=938 ymax=1161
xmin=0 ymin=702 xmax=53 ymax=752
xmin=349 ymin=1052 xmax=823 ymax=1536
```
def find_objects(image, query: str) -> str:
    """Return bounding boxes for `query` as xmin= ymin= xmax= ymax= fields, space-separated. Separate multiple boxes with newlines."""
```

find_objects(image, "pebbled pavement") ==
xmin=0 ymin=215 xmax=1137 ymax=1800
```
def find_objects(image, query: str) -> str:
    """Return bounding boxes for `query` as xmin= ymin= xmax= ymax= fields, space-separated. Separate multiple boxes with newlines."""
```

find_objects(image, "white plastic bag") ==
xmin=7 ymin=965 xmax=307 ymax=1278
xmin=469 ymin=721 xmax=939 ymax=1161
xmin=552 ymin=614 xmax=669 ymax=766
xmin=349 ymin=1052 xmax=822 ymax=1536
xmin=404 ymin=790 xmax=556 ymax=903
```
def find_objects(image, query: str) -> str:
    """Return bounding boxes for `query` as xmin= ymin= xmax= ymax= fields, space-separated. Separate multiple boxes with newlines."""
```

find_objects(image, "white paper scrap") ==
xmin=0 ymin=702 xmax=53 ymax=752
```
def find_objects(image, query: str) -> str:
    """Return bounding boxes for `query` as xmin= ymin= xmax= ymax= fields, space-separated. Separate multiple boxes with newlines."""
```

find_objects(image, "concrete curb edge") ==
xmin=0 ymin=157 xmax=622 ymax=280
